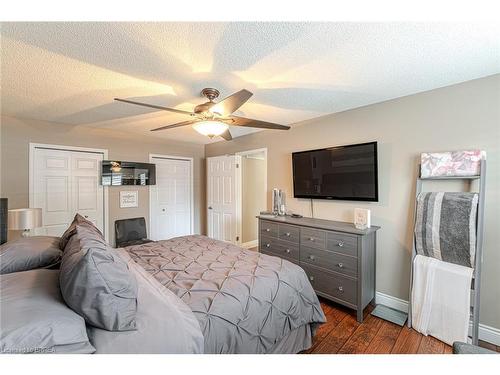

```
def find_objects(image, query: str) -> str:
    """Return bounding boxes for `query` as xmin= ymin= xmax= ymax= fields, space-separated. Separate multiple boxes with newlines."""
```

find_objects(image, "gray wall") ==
xmin=0 ymin=116 xmax=206 ymax=245
xmin=206 ymin=74 xmax=500 ymax=329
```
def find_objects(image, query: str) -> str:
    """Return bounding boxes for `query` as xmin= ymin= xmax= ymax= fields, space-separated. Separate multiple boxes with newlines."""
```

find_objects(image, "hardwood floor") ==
xmin=303 ymin=298 xmax=500 ymax=354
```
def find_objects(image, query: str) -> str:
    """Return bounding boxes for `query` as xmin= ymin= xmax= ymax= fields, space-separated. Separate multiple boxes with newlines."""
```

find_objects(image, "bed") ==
xmin=1 ymin=227 xmax=325 ymax=354
xmin=106 ymin=235 xmax=326 ymax=354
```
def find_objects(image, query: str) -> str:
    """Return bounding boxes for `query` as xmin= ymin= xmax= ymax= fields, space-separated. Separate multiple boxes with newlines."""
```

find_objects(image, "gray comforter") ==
xmin=124 ymin=235 xmax=326 ymax=354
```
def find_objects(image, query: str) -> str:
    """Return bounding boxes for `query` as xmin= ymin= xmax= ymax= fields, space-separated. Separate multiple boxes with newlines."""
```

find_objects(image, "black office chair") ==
xmin=114 ymin=217 xmax=153 ymax=248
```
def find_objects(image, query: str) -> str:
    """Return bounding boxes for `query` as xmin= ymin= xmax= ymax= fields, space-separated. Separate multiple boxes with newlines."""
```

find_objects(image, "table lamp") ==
xmin=8 ymin=208 xmax=43 ymax=237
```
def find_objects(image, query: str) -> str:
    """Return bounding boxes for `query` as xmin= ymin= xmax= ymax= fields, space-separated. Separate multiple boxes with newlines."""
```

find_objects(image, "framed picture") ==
xmin=120 ymin=191 xmax=138 ymax=208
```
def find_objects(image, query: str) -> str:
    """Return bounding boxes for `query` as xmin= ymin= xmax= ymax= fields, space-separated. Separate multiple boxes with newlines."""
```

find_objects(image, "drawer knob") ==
xmin=309 ymin=237 xmax=315 ymax=242
xmin=309 ymin=276 xmax=315 ymax=282
xmin=266 ymin=228 xmax=270 ymax=232
xmin=308 ymin=255 xmax=315 ymax=261
xmin=285 ymin=249 xmax=291 ymax=254
xmin=338 ymin=241 xmax=344 ymax=247
xmin=338 ymin=286 xmax=344 ymax=292
xmin=337 ymin=263 xmax=344 ymax=268
xmin=266 ymin=243 xmax=270 ymax=248
xmin=285 ymin=232 xmax=291 ymax=237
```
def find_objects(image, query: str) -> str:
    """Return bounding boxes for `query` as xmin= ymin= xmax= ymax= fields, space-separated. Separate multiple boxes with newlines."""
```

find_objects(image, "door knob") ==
xmin=308 ymin=255 xmax=315 ymax=261
xmin=265 ymin=228 xmax=270 ymax=232
xmin=309 ymin=237 xmax=314 ymax=242
xmin=338 ymin=241 xmax=344 ymax=247
xmin=285 ymin=249 xmax=291 ymax=254
xmin=208 ymin=206 xmax=213 ymax=210
xmin=285 ymin=232 xmax=291 ymax=237
xmin=309 ymin=276 xmax=315 ymax=282
xmin=338 ymin=286 xmax=344 ymax=292
xmin=266 ymin=243 xmax=270 ymax=248
xmin=337 ymin=263 xmax=344 ymax=268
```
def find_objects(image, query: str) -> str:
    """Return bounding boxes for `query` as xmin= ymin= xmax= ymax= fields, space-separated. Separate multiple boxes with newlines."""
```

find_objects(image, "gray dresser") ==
xmin=258 ymin=215 xmax=380 ymax=323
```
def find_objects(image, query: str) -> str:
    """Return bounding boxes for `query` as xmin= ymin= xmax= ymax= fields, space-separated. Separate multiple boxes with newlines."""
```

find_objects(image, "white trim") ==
xmin=375 ymin=291 xmax=410 ymax=313
xmin=241 ymin=240 xmax=258 ymax=249
xmin=375 ymin=291 xmax=500 ymax=345
xmin=29 ymin=143 xmax=109 ymax=243
xmin=235 ymin=155 xmax=242 ymax=245
xmin=149 ymin=154 xmax=194 ymax=240
xmin=235 ymin=148 xmax=268 ymax=248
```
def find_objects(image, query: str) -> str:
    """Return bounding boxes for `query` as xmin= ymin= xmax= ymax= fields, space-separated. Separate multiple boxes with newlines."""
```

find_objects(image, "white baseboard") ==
xmin=375 ymin=291 xmax=500 ymax=346
xmin=375 ymin=291 xmax=409 ymax=313
xmin=241 ymin=240 xmax=258 ymax=249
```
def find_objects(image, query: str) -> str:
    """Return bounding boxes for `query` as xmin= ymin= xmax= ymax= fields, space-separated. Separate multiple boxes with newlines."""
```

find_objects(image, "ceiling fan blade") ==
xmin=220 ymin=129 xmax=232 ymax=141
xmin=115 ymin=98 xmax=194 ymax=116
xmin=150 ymin=120 xmax=198 ymax=132
xmin=209 ymin=89 xmax=253 ymax=116
xmin=228 ymin=116 xmax=290 ymax=130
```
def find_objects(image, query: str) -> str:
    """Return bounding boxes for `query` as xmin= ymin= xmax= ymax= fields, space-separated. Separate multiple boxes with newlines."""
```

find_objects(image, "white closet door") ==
xmin=150 ymin=157 xmax=192 ymax=240
xmin=33 ymin=148 xmax=104 ymax=237
xmin=33 ymin=148 xmax=73 ymax=236
xmin=207 ymin=155 xmax=240 ymax=244
xmin=70 ymin=151 xmax=104 ymax=231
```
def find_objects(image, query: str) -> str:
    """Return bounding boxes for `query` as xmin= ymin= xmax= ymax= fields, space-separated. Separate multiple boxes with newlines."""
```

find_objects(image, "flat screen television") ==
xmin=292 ymin=141 xmax=378 ymax=201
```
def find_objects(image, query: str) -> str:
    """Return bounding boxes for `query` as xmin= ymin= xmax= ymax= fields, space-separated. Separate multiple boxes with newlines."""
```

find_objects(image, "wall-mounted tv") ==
xmin=101 ymin=161 xmax=156 ymax=186
xmin=292 ymin=141 xmax=378 ymax=201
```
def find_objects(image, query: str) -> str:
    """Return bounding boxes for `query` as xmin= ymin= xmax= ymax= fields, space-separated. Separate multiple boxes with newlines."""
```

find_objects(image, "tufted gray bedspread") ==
xmin=124 ymin=235 xmax=326 ymax=353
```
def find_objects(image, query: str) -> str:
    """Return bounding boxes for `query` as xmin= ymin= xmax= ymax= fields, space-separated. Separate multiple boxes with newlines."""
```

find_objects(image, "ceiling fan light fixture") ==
xmin=192 ymin=121 xmax=229 ymax=138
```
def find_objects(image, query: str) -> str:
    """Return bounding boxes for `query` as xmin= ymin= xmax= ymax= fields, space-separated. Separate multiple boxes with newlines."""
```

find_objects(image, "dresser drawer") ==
xmin=260 ymin=236 xmax=300 ymax=261
xmin=327 ymin=232 xmax=358 ymax=257
xmin=278 ymin=224 xmax=300 ymax=243
xmin=302 ymin=264 xmax=357 ymax=306
xmin=260 ymin=221 xmax=279 ymax=238
xmin=300 ymin=228 xmax=326 ymax=249
xmin=300 ymin=246 xmax=358 ymax=278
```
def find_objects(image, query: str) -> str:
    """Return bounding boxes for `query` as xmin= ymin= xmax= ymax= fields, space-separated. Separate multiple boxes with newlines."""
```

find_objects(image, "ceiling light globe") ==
xmin=192 ymin=121 xmax=229 ymax=138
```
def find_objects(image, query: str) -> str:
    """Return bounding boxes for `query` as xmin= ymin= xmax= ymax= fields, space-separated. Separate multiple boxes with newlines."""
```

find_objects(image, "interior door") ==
xmin=207 ymin=155 xmax=240 ymax=244
xmin=33 ymin=148 xmax=104 ymax=236
xmin=70 ymin=151 xmax=104 ymax=230
xmin=150 ymin=157 xmax=192 ymax=240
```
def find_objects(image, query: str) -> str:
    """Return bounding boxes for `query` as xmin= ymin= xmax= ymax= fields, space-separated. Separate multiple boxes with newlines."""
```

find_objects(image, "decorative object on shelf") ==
xmin=8 ymin=208 xmax=42 ymax=237
xmin=271 ymin=188 xmax=287 ymax=216
xmin=420 ymin=150 xmax=485 ymax=178
xmin=119 ymin=191 xmax=139 ymax=208
xmin=354 ymin=208 xmax=371 ymax=230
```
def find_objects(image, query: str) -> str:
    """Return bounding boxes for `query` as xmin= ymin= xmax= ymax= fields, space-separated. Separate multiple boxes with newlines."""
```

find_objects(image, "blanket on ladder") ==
xmin=414 ymin=192 xmax=478 ymax=268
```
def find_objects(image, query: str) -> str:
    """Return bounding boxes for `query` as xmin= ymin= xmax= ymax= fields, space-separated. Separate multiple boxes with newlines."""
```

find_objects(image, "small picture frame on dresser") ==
xmin=354 ymin=208 xmax=371 ymax=230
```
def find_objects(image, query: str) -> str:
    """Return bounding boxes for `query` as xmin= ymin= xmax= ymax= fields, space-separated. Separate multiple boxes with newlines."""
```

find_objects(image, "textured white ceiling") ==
xmin=1 ymin=22 xmax=499 ymax=144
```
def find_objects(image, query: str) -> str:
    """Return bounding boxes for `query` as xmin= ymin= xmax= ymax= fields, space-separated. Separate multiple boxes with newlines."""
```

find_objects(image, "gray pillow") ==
xmin=59 ymin=213 xmax=103 ymax=250
xmin=0 ymin=236 xmax=62 ymax=275
xmin=60 ymin=224 xmax=138 ymax=331
xmin=0 ymin=269 xmax=95 ymax=354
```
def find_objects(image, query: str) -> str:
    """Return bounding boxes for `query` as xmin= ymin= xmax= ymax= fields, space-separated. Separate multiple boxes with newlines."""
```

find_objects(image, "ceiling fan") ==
xmin=114 ymin=88 xmax=290 ymax=141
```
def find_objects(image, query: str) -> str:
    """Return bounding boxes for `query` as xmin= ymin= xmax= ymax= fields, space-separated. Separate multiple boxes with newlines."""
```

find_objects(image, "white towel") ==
xmin=411 ymin=254 xmax=473 ymax=345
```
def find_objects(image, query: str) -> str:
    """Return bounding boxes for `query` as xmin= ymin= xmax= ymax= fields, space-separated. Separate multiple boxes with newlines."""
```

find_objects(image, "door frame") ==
xmin=149 ymin=154 xmax=194 ymax=240
xmin=235 ymin=148 xmax=268 ymax=248
xmin=29 ymin=143 xmax=109 ymax=243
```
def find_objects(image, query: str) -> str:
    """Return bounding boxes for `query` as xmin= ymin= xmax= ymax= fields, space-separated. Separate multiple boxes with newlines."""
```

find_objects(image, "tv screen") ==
xmin=292 ymin=141 xmax=378 ymax=201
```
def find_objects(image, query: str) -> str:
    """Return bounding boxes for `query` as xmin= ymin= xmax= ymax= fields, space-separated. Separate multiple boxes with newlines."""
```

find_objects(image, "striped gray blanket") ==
xmin=415 ymin=192 xmax=478 ymax=268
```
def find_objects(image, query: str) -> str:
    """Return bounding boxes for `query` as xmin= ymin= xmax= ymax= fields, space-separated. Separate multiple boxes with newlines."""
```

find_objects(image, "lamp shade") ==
xmin=192 ymin=121 xmax=229 ymax=138
xmin=8 ymin=208 xmax=43 ymax=230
